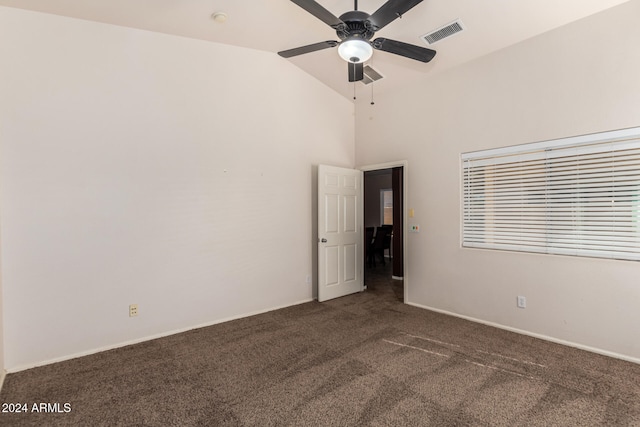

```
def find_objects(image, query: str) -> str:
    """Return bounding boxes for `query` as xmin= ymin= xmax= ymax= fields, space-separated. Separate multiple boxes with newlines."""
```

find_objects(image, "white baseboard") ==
xmin=7 ymin=298 xmax=314 ymax=373
xmin=406 ymin=301 xmax=640 ymax=365
xmin=0 ymin=369 xmax=6 ymax=392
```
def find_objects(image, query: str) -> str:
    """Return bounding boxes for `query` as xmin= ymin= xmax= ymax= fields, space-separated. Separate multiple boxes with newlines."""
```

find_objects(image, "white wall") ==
xmin=0 ymin=234 xmax=4 ymax=386
xmin=0 ymin=7 xmax=355 ymax=371
xmin=356 ymin=0 xmax=640 ymax=361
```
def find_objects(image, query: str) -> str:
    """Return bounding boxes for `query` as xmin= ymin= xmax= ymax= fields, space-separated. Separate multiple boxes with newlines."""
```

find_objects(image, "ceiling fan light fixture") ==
xmin=338 ymin=38 xmax=373 ymax=64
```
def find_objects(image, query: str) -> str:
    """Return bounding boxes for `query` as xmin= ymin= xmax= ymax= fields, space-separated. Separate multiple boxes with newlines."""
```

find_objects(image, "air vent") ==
xmin=361 ymin=65 xmax=384 ymax=85
xmin=421 ymin=19 xmax=465 ymax=45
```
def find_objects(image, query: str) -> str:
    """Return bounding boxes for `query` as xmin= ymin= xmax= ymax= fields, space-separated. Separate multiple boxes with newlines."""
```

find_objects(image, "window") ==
xmin=462 ymin=127 xmax=640 ymax=261
xmin=381 ymin=189 xmax=393 ymax=225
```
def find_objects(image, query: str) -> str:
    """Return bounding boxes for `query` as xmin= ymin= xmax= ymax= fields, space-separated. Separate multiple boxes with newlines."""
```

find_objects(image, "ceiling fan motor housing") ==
xmin=336 ymin=11 xmax=375 ymax=41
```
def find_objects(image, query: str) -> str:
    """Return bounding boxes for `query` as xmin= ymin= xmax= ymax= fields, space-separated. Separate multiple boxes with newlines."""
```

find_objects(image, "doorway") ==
xmin=362 ymin=163 xmax=405 ymax=302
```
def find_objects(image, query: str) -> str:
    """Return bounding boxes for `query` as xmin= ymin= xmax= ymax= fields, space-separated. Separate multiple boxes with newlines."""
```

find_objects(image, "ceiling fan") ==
xmin=278 ymin=0 xmax=436 ymax=82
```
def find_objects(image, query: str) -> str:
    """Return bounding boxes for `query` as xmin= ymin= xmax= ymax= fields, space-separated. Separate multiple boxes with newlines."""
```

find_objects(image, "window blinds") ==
xmin=462 ymin=127 xmax=640 ymax=261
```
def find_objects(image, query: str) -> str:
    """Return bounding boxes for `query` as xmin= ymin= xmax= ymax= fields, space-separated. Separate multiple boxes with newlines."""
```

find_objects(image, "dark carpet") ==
xmin=1 ymin=263 xmax=639 ymax=426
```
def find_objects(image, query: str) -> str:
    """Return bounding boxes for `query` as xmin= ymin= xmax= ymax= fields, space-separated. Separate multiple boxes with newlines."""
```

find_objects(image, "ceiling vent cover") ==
xmin=421 ymin=19 xmax=465 ymax=45
xmin=361 ymin=65 xmax=384 ymax=85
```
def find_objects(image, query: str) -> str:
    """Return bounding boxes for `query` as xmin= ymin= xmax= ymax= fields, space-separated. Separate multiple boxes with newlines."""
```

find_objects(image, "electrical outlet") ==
xmin=129 ymin=304 xmax=138 ymax=317
xmin=517 ymin=296 xmax=526 ymax=309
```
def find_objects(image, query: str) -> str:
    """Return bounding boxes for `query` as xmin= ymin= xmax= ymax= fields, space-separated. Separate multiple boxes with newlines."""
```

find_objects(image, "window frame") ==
xmin=461 ymin=126 xmax=640 ymax=261
xmin=380 ymin=189 xmax=393 ymax=226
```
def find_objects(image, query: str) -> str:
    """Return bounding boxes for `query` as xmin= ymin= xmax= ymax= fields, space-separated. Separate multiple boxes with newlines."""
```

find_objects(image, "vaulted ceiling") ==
xmin=0 ymin=0 xmax=629 ymax=99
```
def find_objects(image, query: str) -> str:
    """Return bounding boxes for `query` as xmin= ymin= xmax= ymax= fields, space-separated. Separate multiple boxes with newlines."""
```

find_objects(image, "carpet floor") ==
xmin=1 ymin=263 xmax=639 ymax=426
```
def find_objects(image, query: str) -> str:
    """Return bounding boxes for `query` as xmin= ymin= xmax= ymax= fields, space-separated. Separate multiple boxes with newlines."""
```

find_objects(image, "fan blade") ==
xmin=373 ymin=38 xmax=436 ymax=62
xmin=278 ymin=41 xmax=339 ymax=58
xmin=368 ymin=0 xmax=423 ymax=31
xmin=348 ymin=62 xmax=364 ymax=82
xmin=290 ymin=0 xmax=345 ymax=29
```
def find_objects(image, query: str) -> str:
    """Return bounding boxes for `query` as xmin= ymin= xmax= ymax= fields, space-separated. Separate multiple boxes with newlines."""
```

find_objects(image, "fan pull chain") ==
xmin=353 ymin=81 xmax=356 ymax=100
xmin=368 ymin=58 xmax=375 ymax=105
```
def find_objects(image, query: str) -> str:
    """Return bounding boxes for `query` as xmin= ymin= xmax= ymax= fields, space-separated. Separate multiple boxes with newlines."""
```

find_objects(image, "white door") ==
xmin=318 ymin=165 xmax=363 ymax=302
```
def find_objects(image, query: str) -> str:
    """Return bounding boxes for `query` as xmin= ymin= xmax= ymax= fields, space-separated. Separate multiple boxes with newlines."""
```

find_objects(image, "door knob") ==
xmin=320 ymin=238 xmax=327 ymax=243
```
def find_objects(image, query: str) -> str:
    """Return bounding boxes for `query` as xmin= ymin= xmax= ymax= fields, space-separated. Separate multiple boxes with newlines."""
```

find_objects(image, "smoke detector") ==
xmin=211 ymin=12 xmax=228 ymax=23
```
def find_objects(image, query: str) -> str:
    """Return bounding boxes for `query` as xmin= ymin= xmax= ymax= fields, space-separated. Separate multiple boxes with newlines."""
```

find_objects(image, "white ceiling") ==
xmin=0 ymin=0 xmax=629 ymax=99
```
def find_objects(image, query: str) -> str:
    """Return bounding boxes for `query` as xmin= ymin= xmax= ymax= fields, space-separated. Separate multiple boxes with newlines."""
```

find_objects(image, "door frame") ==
xmin=359 ymin=160 xmax=408 ymax=303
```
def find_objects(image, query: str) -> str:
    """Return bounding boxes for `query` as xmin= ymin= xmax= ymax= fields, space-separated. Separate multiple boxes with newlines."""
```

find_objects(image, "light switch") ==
xmin=410 ymin=225 xmax=420 ymax=233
